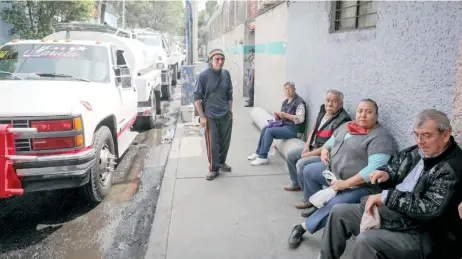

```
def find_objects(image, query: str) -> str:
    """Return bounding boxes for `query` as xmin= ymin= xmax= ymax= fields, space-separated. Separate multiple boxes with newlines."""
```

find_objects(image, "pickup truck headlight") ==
xmin=156 ymin=63 xmax=165 ymax=69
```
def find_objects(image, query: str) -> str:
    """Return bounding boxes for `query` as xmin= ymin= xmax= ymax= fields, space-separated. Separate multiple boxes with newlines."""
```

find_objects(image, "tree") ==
xmin=197 ymin=0 xmax=218 ymax=47
xmin=205 ymin=0 xmax=218 ymax=19
xmin=110 ymin=0 xmax=184 ymax=35
xmin=0 ymin=0 xmax=94 ymax=39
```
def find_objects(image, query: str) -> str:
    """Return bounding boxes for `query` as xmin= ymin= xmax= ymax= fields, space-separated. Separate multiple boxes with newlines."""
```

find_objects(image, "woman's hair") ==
xmin=359 ymin=98 xmax=379 ymax=114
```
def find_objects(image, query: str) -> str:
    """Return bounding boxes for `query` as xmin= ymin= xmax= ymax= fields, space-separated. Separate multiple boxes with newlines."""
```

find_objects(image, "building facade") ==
xmin=286 ymin=1 xmax=462 ymax=148
xmin=207 ymin=1 xmax=462 ymax=148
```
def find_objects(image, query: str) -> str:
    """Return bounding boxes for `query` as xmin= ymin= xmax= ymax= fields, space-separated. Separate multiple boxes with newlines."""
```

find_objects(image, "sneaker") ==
xmin=206 ymin=171 xmax=218 ymax=181
xmin=220 ymin=163 xmax=232 ymax=172
xmin=247 ymin=153 xmax=258 ymax=160
xmin=250 ymin=157 xmax=268 ymax=166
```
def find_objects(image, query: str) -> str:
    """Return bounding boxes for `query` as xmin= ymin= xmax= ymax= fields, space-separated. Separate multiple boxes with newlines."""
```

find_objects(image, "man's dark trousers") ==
xmin=248 ymin=83 xmax=254 ymax=105
xmin=319 ymin=203 xmax=421 ymax=259
xmin=205 ymin=111 xmax=233 ymax=172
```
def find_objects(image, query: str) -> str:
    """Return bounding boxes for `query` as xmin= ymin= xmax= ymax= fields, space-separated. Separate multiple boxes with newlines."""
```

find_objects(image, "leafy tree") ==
xmin=0 ymin=0 xmax=94 ymax=39
xmin=198 ymin=0 xmax=218 ymax=47
xmin=110 ymin=0 xmax=184 ymax=35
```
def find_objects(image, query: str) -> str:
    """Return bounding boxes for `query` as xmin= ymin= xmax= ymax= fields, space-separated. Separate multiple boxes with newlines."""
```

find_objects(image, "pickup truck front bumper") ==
xmin=14 ymin=149 xmax=96 ymax=192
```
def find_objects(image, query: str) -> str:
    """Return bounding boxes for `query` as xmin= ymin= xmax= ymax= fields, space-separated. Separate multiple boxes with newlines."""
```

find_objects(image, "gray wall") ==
xmin=286 ymin=1 xmax=462 ymax=149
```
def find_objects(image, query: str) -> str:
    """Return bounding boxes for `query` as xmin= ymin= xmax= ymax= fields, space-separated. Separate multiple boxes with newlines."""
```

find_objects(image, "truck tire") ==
xmin=134 ymin=91 xmax=157 ymax=130
xmin=171 ymin=64 xmax=178 ymax=86
xmin=155 ymin=90 xmax=161 ymax=115
xmin=80 ymin=126 xmax=115 ymax=204
xmin=161 ymin=84 xmax=171 ymax=101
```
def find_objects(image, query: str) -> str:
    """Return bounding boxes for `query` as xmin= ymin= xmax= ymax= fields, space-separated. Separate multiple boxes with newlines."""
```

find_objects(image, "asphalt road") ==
xmin=0 ymin=87 xmax=181 ymax=259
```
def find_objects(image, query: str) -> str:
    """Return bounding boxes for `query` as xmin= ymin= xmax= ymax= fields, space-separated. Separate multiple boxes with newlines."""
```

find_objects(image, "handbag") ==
xmin=267 ymin=119 xmax=283 ymax=128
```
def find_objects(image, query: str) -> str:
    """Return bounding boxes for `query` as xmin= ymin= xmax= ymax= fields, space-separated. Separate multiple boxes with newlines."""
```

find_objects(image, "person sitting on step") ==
xmin=284 ymin=89 xmax=351 ymax=192
xmin=247 ymin=81 xmax=306 ymax=166
xmin=288 ymin=99 xmax=397 ymax=249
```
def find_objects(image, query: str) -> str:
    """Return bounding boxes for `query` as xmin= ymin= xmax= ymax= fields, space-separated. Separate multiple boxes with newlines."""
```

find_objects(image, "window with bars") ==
xmin=333 ymin=1 xmax=378 ymax=32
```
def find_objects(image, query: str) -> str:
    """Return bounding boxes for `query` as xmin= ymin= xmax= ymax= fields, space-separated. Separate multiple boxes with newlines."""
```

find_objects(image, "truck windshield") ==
xmin=137 ymin=36 xmax=161 ymax=47
xmin=0 ymin=43 xmax=109 ymax=83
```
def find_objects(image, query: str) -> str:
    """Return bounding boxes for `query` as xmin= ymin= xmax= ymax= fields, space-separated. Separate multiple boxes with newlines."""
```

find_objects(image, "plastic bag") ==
xmin=360 ymin=205 xmax=381 ymax=233
xmin=309 ymin=170 xmax=338 ymax=209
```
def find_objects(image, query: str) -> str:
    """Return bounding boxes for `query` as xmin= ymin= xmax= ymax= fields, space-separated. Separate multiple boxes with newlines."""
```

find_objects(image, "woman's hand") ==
xmin=330 ymin=179 xmax=349 ymax=191
xmin=274 ymin=112 xmax=280 ymax=119
xmin=321 ymin=148 xmax=330 ymax=164
xmin=369 ymin=170 xmax=389 ymax=184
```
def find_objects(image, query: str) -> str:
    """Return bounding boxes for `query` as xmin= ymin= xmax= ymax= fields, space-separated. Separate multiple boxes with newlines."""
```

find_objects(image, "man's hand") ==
xmin=321 ymin=148 xmax=330 ymax=164
xmin=331 ymin=179 xmax=349 ymax=191
xmin=365 ymin=194 xmax=383 ymax=216
xmin=458 ymin=201 xmax=462 ymax=219
xmin=369 ymin=170 xmax=390 ymax=184
xmin=200 ymin=116 xmax=207 ymax=129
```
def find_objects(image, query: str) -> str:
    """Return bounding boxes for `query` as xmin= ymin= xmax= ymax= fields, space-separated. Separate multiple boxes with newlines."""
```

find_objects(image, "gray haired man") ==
xmin=319 ymin=109 xmax=462 ymax=259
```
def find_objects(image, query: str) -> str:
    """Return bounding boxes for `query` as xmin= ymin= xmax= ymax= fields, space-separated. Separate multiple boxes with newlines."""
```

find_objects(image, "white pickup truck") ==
xmin=133 ymin=29 xmax=182 ymax=100
xmin=0 ymin=23 xmax=163 ymax=203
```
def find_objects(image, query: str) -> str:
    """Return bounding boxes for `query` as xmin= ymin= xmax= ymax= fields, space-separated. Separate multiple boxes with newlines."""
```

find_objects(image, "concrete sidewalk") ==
xmin=145 ymin=95 xmax=354 ymax=259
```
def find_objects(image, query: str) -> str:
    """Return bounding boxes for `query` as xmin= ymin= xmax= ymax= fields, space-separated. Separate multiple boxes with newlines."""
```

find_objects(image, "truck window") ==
xmin=137 ymin=36 xmax=161 ymax=47
xmin=115 ymin=49 xmax=131 ymax=88
xmin=0 ymin=43 xmax=110 ymax=83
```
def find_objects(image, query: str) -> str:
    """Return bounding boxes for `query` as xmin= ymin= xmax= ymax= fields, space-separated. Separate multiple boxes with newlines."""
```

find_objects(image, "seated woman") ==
xmin=288 ymin=98 xmax=398 ymax=249
xmin=248 ymin=81 xmax=306 ymax=166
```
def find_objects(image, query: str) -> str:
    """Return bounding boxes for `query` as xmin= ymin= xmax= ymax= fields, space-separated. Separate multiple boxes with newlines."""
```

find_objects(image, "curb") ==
xmin=143 ymin=112 xmax=185 ymax=259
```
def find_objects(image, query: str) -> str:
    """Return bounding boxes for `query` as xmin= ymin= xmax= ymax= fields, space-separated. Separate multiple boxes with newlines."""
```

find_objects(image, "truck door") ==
xmin=112 ymin=47 xmax=138 ymax=133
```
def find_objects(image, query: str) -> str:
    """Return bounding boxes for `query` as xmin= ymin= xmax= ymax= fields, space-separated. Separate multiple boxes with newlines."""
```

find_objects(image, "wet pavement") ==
xmin=0 ymin=86 xmax=182 ymax=259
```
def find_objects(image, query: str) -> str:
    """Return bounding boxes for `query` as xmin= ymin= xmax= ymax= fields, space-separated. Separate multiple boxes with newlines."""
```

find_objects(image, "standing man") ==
xmin=245 ymin=48 xmax=255 ymax=107
xmin=194 ymin=49 xmax=233 ymax=181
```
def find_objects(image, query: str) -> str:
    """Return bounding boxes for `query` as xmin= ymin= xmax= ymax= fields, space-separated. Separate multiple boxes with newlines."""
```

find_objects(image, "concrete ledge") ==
xmin=250 ymin=107 xmax=305 ymax=160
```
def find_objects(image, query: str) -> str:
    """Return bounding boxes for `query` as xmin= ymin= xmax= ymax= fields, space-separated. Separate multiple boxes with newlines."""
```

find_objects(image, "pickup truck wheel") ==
xmin=155 ymin=90 xmax=161 ymax=115
xmin=171 ymin=65 xmax=178 ymax=86
xmin=161 ymin=84 xmax=171 ymax=101
xmin=134 ymin=91 xmax=157 ymax=130
xmin=81 ymin=126 xmax=115 ymax=204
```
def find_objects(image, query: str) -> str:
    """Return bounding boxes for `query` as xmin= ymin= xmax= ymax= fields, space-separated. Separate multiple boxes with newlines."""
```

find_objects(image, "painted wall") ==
xmin=453 ymin=41 xmax=462 ymax=145
xmin=254 ymin=4 xmax=288 ymax=113
xmin=286 ymin=1 xmax=462 ymax=149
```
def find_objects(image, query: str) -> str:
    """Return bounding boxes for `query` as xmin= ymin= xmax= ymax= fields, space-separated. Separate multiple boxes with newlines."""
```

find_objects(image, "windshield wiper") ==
xmin=0 ymin=70 xmax=23 ymax=80
xmin=36 ymin=73 xmax=90 ymax=82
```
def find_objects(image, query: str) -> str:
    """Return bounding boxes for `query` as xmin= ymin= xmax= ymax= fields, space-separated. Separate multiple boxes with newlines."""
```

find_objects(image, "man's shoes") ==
xmin=206 ymin=171 xmax=218 ymax=181
xmin=288 ymin=224 xmax=306 ymax=249
xmin=301 ymin=207 xmax=318 ymax=218
xmin=284 ymin=185 xmax=301 ymax=191
xmin=294 ymin=201 xmax=314 ymax=209
xmin=244 ymin=103 xmax=254 ymax=107
xmin=220 ymin=163 xmax=232 ymax=172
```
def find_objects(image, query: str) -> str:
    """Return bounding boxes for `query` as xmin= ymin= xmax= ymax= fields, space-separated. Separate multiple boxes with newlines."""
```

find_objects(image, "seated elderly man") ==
xmin=284 ymin=89 xmax=351 ymax=191
xmin=248 ymin=82 xmax=306 ymax=166
xmin=318 ymin=109 xmax=462 ymax=259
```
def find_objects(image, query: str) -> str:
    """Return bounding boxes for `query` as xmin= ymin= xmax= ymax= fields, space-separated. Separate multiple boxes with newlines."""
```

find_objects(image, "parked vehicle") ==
xmin=0 ymin=22 xmax=163 ymax=203
xmin=133 ymin=28 xmax=181 ymax=100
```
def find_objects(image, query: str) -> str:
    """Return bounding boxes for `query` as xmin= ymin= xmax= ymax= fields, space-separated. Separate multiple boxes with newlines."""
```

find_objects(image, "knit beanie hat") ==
xmin=208 ymin=48 xmax=225 ymax=60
